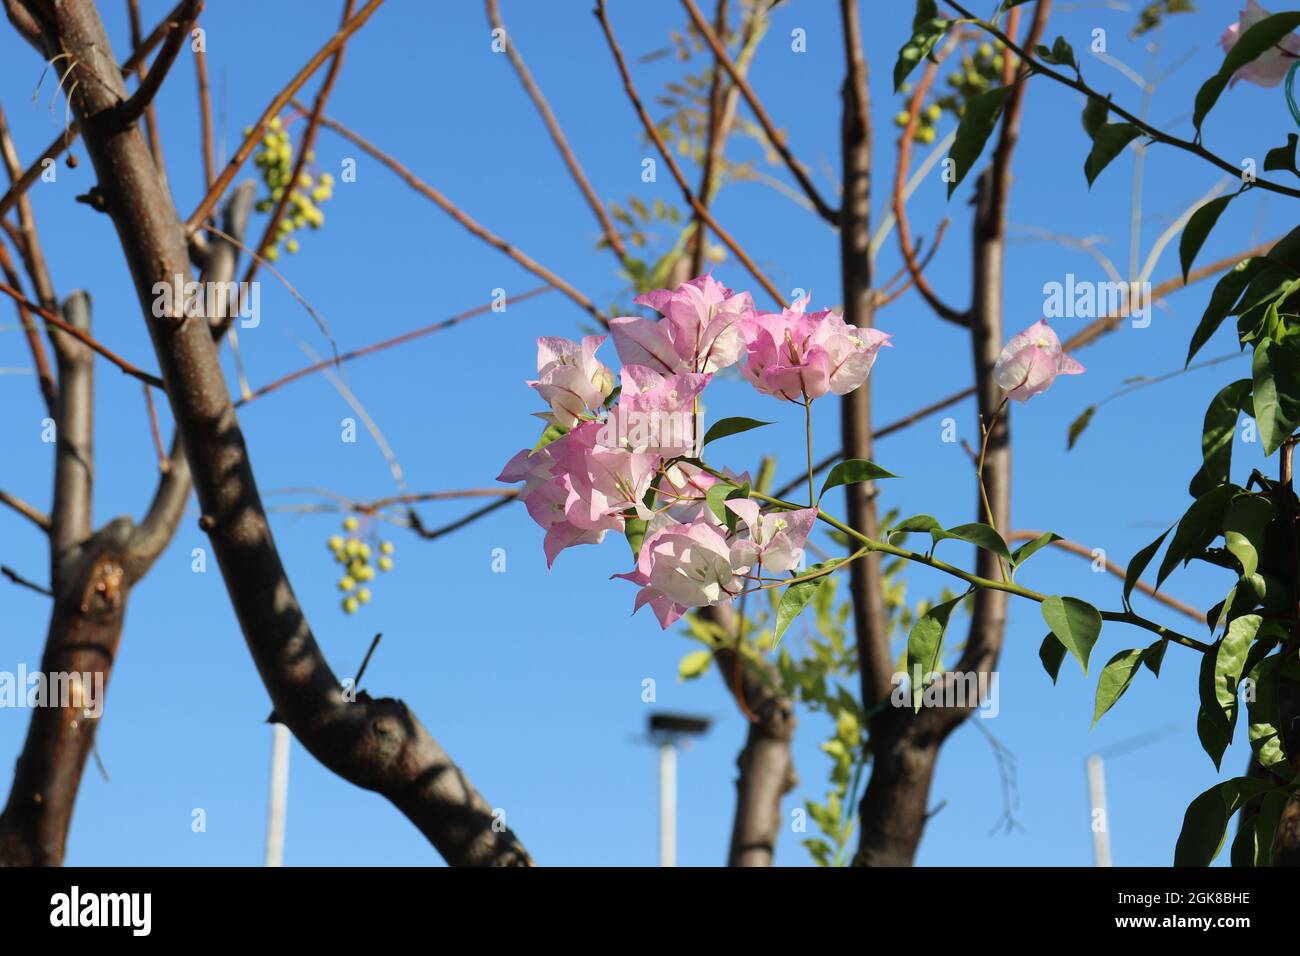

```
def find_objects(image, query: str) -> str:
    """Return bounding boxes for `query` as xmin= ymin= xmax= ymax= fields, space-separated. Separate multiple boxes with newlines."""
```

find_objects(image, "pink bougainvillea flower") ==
xmin=528 ymin=335 xmax=615 ymax=429
xmin=613 ymin=515 xmax=749 ymax=628
xmin=598 ymin=364 xmax=710 ymax=456
xmin=556 ymin=421 xmax=660 ymax=529
xmin=740 ymin=295 xmax=891 ymax=402
xmin=724 ymin=500 xmax=818 ymax=574
xmin=499 ymin=435 xmax=613 ymax=567
xmin=611 ymin=275 xmax=754 ymax=374
xmin=993 ymin=320 xmax=1084 ymax=402
xmin=521 ymin=474 xmax=611 ymax=568
xmin=1221 ymin=1 xmax=1300 ymax=87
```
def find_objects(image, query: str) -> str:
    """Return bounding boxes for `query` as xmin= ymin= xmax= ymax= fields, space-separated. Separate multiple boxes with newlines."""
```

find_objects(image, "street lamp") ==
xmin=647 ymin=712 xmax=711 ymax=867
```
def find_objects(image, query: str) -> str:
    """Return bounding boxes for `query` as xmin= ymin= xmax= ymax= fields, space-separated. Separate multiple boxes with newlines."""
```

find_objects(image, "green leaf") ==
xmin=1246 ymin=654 xmax=1288 ymax=772
xmin=1197 ymin=614 xmax=1259 ymax=767
xmin=1186 ymin=258 xmax=1267 ymax=364
xmin=1143 ymin=638 xmax=1168 ymax=678
xmin=887 ymin=514 xmax=942 ymax=544
xmin=1081 ymin=93 xmax=1111 ymax=140
xmin=773 ymin=564 xmax=834 ymax=648
xmin=1252 ymin=791 xmax=1288 ymax=866
xmin=700 ymin=416 xmax=772 ymax=449
xmin=947 ymin=86 xmax=1012 ymax=198
xmin=1084 ymin=123 xmax=1141 ymax=187
xmin=905 ymin=596 xmax=963 ymax=711
xmin=624 ymin=514 xmax=647 ymax=557
xmin=1035 ymin=35 xmax=1077 ymax=69
xmin=935 ymin=522 xmax=1012 ymax=562
xmin=818 ymin=458 xmax=897 ymax=503
xmin=1041 ymin=596 xmax=1102 ymax=676
xmin=1038 ymin=634 xmax=1068 ymax=684
xmin=1092 ymin=648 xmax=1146 ymax=727
xmin=705 ymin=480 xmax=748 ymax=526
xmin=1066 ymin=405 xmax=1096 ymax=450
xmin=1222 ymin=493 xmax=1275 ymax=579
xmin=1264 ymin=133 xmax=1299 ymax=175
xmin=677 ymin=649 xmax=713 ymax=681
xmin=1193 ymin=12 xmax=1300 ymax=132
xmin=1157 ymin=484 xmax=1237 ymax=587
xmin=893 ymin=2 xmax=948 ymax=92
xmin=1252 ymin=338 xmax=1300 ymax=456
xmin=532 ymin=422 xmax=567 ymax=452
xmin=1123 ymin=526 xmax=1171 ymax=610
xmin=1174 ymin=777 xmax=1272 ymax=866
xmin=1011 ymin=531 xmax=1060 ymax=567
xmin=1179 ymin=194 xmax=1235 ymax=283
xmin=1189 ymin=379 xmax=1251 ymax=497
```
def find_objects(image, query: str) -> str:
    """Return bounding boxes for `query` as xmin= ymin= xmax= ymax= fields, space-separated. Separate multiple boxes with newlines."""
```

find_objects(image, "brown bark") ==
xmin=706 ymin=603 xmax=797 ymax=867
xmin=6 ymin=0 xmax=529 ymax=866
xmin=849 ymin=0 xmax=1048 ymax=866
xmin=0 ymin=192 xmax=249 ymax=866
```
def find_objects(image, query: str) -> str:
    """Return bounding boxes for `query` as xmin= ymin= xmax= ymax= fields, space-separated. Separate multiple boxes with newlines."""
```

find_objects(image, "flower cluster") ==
xmin=500 ymin=275 xmax=1082 ymax=629
xmin=498 ymin=275 xmax=881 ymax=626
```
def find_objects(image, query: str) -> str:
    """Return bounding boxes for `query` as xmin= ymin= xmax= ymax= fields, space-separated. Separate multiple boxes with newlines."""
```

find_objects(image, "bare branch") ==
xmin=1005 ymin=529 xmax=1206 ymax=623
xmin=0 ymin=281 xmax=164 ymax=387
xmin=681 ymin=0 xmax=838 ymax=225
xmin=0 ymin=489 xmax=50 ymax=532
xmin=305 ymin=109 xmax=607 ymax=326
xmin=245 ymin=0 xmax=356 ymax=288
xmin=185 ymin=0 xmax=386 ymax=232
xmin=595 ymin=0 xmax=786 ymax=306
xmin=485 ymin=0 xmax=628 ymax=261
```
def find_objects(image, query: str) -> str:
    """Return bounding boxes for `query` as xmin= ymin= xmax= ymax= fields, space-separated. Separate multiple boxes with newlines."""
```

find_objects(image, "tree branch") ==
xmin=245 ymin=0 xmax=355 ymax=288
xmin=305 ymin=109 xmax=607 ymax=326
xmin=185 ymin=0 xmax=386 ymax=231
xmin=30 ymin=0 xmax=530 ymax=866
xmin=595 ymin=0 xmax=786 ymax=306
xmin=681 ymin=0 xmax=838 ymax=225
xmin=485 ymin=0 xmax=628 ymax=261
xmin=0 ymin=489 xmax=50 ymax=532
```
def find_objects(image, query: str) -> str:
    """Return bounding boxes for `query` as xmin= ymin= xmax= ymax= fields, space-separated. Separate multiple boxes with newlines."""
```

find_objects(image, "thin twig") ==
xmin=1005 ymin=529 xmax=1205 ymax=623
xmin=353 ymin=632 xmax=382 ymax=688
xmin=246 ymin=0 xmax=356 ymax=288
xmin=595 ymin=0 xmax=786 ymax=307
xmin=680 ymin=0 xmax=838 ymax=225
xmin=0 ymin=281 xmax=164 ymax=388
xmin=944 ymin=0 xmax=1300 ymax=200
xmin=1 ymin=564 xmax=53 ymax=596
xmin=142 ymin=382 xmax=170 ymax=473
xmin=236 ymin=284 xmax=551 ymax=407
xmin=0 ymin=491 xmax=50 ymax=532
xmin=0 ymin=238 xmax=56 ymax=414
xmin=304 ymin=109 xmax=608 ymax=326
xmin=184 ymin=0 xmax=386 ymax=232
xmin=485 ymin=0 xmax=628 ymax=261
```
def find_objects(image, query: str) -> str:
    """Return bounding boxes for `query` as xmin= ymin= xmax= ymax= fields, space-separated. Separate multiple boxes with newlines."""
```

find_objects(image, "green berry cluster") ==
xmin=894 ymin=41 xmax=1016 ymax=142
xmin=249 ymin=116 xmax=333 ymax=261
xmin=328 ymin=516 xmax=395 ymax=614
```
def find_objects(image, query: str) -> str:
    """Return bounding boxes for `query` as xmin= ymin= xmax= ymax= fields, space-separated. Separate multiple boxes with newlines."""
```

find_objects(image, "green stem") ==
xmin=977 ymin=396 xmax=1009 ymax=582
xmin=695 ymin=462 xmax=1211 ymax=654
xmin=804 ymin=397 xmax=815 ymax=508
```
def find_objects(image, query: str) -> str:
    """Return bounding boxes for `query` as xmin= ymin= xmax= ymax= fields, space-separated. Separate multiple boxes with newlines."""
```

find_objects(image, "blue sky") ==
xmin=0 ymin=0 xmax=1290 ymax=866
